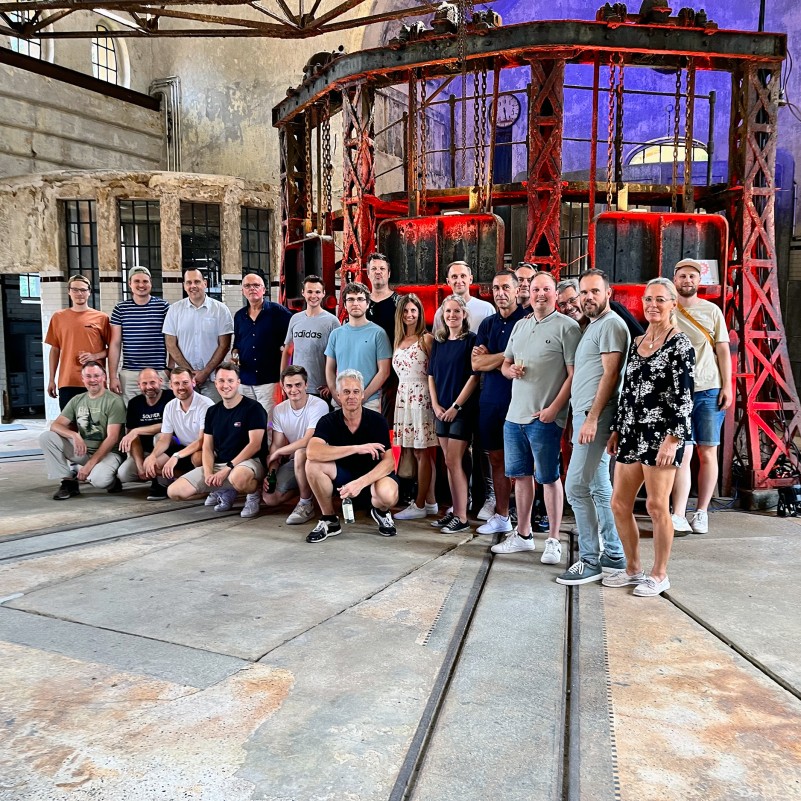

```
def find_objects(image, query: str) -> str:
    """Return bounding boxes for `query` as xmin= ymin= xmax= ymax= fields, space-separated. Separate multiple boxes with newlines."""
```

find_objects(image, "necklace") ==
xmin=289 ymin=401 xmax=307 ymax=416
xmin=646 ymin=327 xmax=670 ymax=349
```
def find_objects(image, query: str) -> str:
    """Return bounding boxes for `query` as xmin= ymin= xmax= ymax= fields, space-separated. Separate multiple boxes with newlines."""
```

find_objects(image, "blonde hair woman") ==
xmin=428 ymin=294 xmax=479 ymax=533
xmin=605 ymin=277 xmax=695 ymax=597
xmin=392 ymin=295 xmax=438 ymax=519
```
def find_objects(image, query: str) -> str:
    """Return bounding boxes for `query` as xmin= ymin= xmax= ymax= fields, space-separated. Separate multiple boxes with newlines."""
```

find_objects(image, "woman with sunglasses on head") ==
xmin=605 ymin=277 xmax=695 ymax=597
xmin=392 ymin=294 xmax=439 ymax=520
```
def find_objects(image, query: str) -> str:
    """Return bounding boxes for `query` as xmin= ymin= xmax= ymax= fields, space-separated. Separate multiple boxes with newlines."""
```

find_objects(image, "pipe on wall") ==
xmin=149 ymin=76 xmax=182 ymax=171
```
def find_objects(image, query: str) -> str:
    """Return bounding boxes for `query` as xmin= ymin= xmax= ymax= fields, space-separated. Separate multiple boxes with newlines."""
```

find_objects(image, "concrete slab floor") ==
xmin=1 ymin=446 xmax=801 ymax=800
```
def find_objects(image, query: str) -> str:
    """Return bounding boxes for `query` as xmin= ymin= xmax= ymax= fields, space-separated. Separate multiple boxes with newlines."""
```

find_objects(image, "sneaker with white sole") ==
xmin=477 ymin=495 xmax=496 ymax=521
xmin=540 ymin=537 xmax=562 ymax=565
xmin=441 ymin=517 xmax=471 ymax=533
xmin=491 ymin=531 xmax=536 ymax=554
xmin=671 ymin=513 xmax=692 ymax=536
xmin=395 ymin=502 xmax=427 ymax=520
xmin=286 ymin=500 xmax=315 ymax=525
xmin=425 ymin=502 xmax=439 ymax=516
xmin=689 ymin=510 xmax=708 ymax=534
xmin=633 ymin=574 xmax=670 ymax=596
xmin=214 ymin=489 xmax=237 ymax=512
xmin=431 ymin=511 xmax=455 ymax=529
xmin=204 ymin=491 xmax=221 ymax=507
xmin=370 ymin=506 xmax=397 ymax=537
xmin=477 ymin=513 xmax=512 ymax=535
xmin=240 ymin=492 xmax=261 ymax=519
xmin=306 ymin=518 xmax=342 ymax=543
xmin=602 ymin=569 xmax=647 ymax=588
xmin=555 ymin=560 xmax=603 ymax=585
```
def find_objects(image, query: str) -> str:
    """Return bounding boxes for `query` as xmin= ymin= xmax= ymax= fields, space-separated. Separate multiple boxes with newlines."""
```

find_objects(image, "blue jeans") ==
xmin=691 ymin=388 xmax=726 ymax=446
xmin=503 ymin=419 xmax=562 ymax=483
xmin=565 ymin=409 xmax=624 ymax=565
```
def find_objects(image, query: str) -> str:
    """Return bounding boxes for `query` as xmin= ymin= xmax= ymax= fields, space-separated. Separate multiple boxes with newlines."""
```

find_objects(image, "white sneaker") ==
xmin=540 ymin=537 xmax=562 ymax=565
xmin=240 ymin=492 xmax=261 ymax=519
xmin=633 ymin=574 xmax=670 ymax=597
xmin=671 ymin=513 xmax=692 ymax=534
xmin=286 ymin=500 xmax=315 ymax=525
xmin=491 ymin=531 xmax=536 ymax=554
xmin=395 ymin=502 xmax=426 ymax=520
xmin=425 ymin=502 xmax=439 ymax=516
xmin=690 ymin=510 xmax=708 ymax=534
xmin=204 ymin=491 xmax=220 ymax=507
xmin=477 ymin=495 xmax=496 ymax=521
xmin=477 ymin=513 xmax=512 ymax=535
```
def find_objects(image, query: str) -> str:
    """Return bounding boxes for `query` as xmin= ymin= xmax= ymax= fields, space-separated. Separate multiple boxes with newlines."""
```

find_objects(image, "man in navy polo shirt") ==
xmin=472 ymin=270 xmax=526 ymax=535
xmin=233 ymin=273 xmax=292 ymax=425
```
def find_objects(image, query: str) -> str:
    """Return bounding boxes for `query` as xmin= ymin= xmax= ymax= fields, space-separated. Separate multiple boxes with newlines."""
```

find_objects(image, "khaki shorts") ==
xmin=182 ymin=459 xmax=265 ymax=493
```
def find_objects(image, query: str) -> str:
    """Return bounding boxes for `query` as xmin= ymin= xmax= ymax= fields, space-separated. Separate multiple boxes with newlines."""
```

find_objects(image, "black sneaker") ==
xmin=441 ymin=517 xmax=471 ymax=534
xmin=147 ymin=480 xmax=169 ymax=501
xmin=107 ymin=477 xmax=124 ymax=494
xmin=306 ymin=518 xmax=342 ymax=543
xmin=370 ymin=506 xmax=397 ymax=537
xmin=53 ymin=479 xmax=80 ymax=500
xmin=431 ymin=511 xmax=455 ymax=529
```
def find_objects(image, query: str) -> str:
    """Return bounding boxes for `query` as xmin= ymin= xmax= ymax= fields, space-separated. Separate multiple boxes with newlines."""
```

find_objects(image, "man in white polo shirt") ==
xmin=433 ymin=260 xmax=495 ymax=334
xmin=143 ymin=367 xmax=214 ymax=498
xmin=163 ymin=269 xmax=234 ymax=403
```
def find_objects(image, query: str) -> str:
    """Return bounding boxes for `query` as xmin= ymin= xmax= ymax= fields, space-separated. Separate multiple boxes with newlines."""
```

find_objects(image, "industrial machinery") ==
xmin=272 ymin=6 xmax=799 ymax=494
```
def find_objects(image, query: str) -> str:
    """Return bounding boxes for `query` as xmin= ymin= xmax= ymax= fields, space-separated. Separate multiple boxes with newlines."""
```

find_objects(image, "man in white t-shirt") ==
xmin=433 ymin=261 xmax=495 ymax=334
xmin=262 ymin=365 xmax=329 ymax=525
xmin=671 ymin=259 xmax=732 ymax=536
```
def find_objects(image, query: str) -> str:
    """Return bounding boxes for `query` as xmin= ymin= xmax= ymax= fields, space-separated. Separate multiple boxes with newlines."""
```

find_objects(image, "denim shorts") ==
xmin=503 ymin=419 xmax=563 ymax=484
xmin=691 ymin=389 xmax=726 ymax=446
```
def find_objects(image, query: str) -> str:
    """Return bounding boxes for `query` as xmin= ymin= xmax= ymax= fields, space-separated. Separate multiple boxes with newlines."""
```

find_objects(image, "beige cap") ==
xmin=128 ymin=266 xmax=152 ymax=279
xmin=674 ymin=258 xmax=704 ymax=275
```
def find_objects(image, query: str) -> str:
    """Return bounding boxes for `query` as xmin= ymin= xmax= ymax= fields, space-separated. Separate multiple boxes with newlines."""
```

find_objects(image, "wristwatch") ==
xmin=226 ymin=461 xmax=235 ymax=469
xmin=452 ymin=402 xmax=463 ymax=412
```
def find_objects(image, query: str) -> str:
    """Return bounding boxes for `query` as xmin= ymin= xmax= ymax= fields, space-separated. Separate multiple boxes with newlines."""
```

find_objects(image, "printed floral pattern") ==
xmin=614 ymin=333 xmax=695 ymax=467
xmin=393 ymin=340 xmax=438 ymax=449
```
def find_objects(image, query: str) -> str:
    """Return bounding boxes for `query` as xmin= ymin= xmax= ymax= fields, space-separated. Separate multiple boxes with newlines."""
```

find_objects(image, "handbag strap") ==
xmin=677 ymin=304 xmax=716 ymax=351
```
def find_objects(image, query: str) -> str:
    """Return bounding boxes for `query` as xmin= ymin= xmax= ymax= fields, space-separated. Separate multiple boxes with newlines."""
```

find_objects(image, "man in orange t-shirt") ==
xmin=45 ymin=275 xmax=111 ymax=410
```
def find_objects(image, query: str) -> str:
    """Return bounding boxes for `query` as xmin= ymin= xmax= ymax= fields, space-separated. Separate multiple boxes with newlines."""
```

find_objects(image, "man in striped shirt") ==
xmin=108 ymin=267 xmax=170 ymax=404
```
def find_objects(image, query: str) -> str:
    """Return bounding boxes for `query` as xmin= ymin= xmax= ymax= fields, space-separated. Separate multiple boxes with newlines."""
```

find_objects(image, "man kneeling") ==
xmin=167 ymin=362 xmax=266 ymax=518
xmin=305 ymin=369 xmax=399 ymax=542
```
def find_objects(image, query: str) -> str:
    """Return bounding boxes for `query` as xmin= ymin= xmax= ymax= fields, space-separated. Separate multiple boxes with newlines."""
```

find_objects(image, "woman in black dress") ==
xmin=605 ymin=277 xmax=695 ymax=597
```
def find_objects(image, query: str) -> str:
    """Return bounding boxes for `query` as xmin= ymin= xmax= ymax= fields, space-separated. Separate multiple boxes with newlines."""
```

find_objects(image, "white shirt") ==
xmin=433 ymin=295 xmax=496 ymax=334
xmin=272 ymin=395 xmax=329 ymax=458
xmin=161 ymin=392 xmax=215 ymax=445
xmin=163 ymin=296 xmax=234 ymax=375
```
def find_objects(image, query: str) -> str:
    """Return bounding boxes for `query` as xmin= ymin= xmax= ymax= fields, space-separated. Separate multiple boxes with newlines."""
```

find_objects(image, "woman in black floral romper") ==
xmin=605 ymin=278 xmax=695 ymax=597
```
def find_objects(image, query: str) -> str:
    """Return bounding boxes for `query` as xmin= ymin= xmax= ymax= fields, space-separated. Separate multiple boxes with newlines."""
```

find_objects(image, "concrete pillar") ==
xmin=39 ymin=272 xmax=68 ymax=421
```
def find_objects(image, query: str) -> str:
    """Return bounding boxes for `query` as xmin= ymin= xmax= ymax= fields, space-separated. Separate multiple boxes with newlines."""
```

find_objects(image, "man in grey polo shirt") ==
xmin=163 ymin=269 xmax=234 ymax=403
xmin=492 ymin=271 xmax=581 ymax=562
xmin=556 ymin=269 xmax=630 ymax=586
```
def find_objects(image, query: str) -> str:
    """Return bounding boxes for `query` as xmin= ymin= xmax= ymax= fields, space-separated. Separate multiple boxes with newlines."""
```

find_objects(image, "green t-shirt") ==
xmin=62 ymin=390 xmax=127 ymax=453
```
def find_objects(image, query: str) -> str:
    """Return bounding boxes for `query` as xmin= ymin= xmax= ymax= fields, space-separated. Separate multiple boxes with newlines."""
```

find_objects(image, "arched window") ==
xmin=91 ymin=25 xmax=118 ymax=84
xmin=626 ymin=138 xmax=709 ymax=165
xmin=8 ymin=8 xmax=42 ymax=59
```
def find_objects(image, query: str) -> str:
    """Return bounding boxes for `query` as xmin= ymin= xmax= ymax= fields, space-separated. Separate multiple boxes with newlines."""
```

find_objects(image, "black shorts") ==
xmin=334 ymin=466 xmax=399 ymax=507
xmin=434 ymin=415 xmax=472 ymax=442
xmin=479 ymin=401 xmax=508 ymax=451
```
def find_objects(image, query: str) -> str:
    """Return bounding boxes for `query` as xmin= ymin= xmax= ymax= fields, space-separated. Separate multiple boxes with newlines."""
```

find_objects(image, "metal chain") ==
xmin=671 ymin=65 xmax=682 ymax=212
xmin=304 ymin=110 xmax=314 ymax=224
xmin=473 ymin=66 xmax=481 ymax=192
xmin=684 ymin=59 xmax=695 ymax=209
xmin=419 ymin=72 xmax=428 ymax=213
xmin=617 ymin=58 xmax=625 ymax=188
xmin=322 ymin=95 xmax=333 ymax=219
xmin=606 ymin=54 xmax=616 ymax=210
xmin=456 ymin=0 xmax=471 ymax=184
xmin=479 ymin=65 xmax=488 ymax=210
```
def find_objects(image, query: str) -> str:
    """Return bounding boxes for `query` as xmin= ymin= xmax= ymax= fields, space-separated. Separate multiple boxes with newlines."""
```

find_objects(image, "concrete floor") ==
xmin=1 ymin=423 xmax=800 ymax=801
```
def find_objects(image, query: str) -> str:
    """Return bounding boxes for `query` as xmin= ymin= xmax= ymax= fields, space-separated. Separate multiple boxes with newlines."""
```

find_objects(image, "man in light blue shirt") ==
xmin=324 ymin=282 xmax=391 ymax=412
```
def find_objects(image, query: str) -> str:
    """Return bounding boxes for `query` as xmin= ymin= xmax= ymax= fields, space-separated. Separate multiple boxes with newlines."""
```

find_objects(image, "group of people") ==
xmin=40 ymin=253 xmax=731 ymax=596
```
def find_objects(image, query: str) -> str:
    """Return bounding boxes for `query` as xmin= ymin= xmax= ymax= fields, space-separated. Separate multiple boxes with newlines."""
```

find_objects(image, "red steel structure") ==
xmin=272 ymin=13 xmax=800 ymax=491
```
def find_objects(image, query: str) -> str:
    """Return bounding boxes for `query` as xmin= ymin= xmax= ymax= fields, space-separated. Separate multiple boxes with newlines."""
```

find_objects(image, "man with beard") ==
xmin=670 ymin=259 xmax=732 ymax=535
xmin=40 ymin=361 xmax=126 ymax=499
xmin=168 ymin=363 xmax=267 ymax=519
xmin=556 ymin=269 xmax=630 ymax=585
xmin=116 ymin=368 xmax=174 ymax=496
xmin=558 ymin=277 xmax=644 ymax=340
xmin=142 ymin=368 xmax=214 ymax=498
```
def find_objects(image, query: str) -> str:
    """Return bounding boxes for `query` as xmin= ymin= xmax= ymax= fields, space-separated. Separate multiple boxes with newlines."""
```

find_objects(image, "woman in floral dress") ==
xmin=392 ymin=294 xmax=439 ymax=520
xmin=605 ymin=277 xmax=695 ymax=597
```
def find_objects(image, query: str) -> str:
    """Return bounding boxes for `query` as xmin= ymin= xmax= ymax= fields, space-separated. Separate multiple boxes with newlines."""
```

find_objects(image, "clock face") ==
xmin=497 ymin=94 xmax=521 ymax=127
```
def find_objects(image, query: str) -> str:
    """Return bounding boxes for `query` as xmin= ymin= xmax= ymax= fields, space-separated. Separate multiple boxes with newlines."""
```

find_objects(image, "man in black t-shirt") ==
xmin=168 ymin=362 xmax=267 ymax=519
xmin=117 ymin=368 xmax=174 ymax=497
xmin=305 ymin=368 xmax=399 ymax=542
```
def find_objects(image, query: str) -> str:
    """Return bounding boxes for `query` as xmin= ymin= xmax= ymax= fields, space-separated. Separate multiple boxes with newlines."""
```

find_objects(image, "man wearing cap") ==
xmin=671 ymin=258 xmax=732 ymax=535
xmin=163 ymin=270 xmax=234 ymax=404
xmin=109 ymin=267 xmax=170 ymax=404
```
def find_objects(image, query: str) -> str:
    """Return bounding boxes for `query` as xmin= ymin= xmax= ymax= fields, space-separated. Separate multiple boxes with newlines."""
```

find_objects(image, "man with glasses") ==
xmin=163 ymin=269 xmax=234 ymax=404
xmin=45 ymin=275 xmax=111 ymax=410
xmin=109 ymin=267 xmax=170 ymax=404
xmin=233 ymin=273 xmax=292 ymax=422
xmin=324 ymin=282 xmax=392 ymax=413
